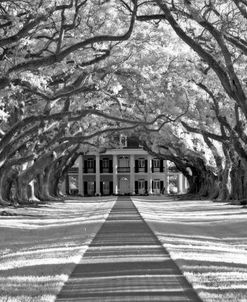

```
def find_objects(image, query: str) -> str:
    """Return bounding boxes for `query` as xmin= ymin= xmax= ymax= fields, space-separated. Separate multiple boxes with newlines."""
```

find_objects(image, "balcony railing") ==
xmin=137 ymin=167 xmax=146 ymax=173
xmin=117 ymin=167 xmax=130 ymax=173
xmin=100 ymin=168 xmax=113 ymax=173
xmin=152 ymin=167 xmax=161 ymax=173
xmin=83 ymin=168 xmax=96 ymax=173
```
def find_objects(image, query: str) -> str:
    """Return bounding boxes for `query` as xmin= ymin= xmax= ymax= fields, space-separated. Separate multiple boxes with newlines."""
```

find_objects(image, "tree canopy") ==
xmin=1 ymin=0 xmax=247 ymax=205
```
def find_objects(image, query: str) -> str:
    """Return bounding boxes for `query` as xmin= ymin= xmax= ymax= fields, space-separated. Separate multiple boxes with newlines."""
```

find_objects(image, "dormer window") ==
xmin=120 ymin=134 xmax=127 ymax=148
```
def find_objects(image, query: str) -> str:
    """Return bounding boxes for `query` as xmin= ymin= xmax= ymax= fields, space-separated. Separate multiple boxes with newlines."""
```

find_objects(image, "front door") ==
xmin=88 ymin=181 xmax=95 ymax=196
xmin=119 ymin=177 xmax=130 ymax=194
xmin=103 ymin=181 xmax=110 ymax=195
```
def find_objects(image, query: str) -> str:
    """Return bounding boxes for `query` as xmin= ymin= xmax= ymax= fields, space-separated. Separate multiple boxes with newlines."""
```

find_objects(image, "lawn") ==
xmin=133 ymin=196 xmax=247 ymax=302
xmin=0 ymin=197 xmax=115 ymax=302
xmin=2 ymin=195 xmax=247 ymax=302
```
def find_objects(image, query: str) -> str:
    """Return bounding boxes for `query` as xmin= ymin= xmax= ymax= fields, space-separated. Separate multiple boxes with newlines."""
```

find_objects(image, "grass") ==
xmin=133 ymin=196 xmax=247 ymax=302
xmin=2 ymin=195 xmax=247 ymax=302
xmin=0 ymin=197 xmax=115 ymax=302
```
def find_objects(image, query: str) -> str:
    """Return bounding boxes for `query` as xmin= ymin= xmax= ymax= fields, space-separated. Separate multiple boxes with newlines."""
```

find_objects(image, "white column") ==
xmin=113 ymin=155 xmax=118 ymax=194
xmin=163 ymin=160 xmax=168 ymax=194
xmin=61 ymin=181 xmax=66 ymax=194
xmin=95 ymin=154 xmax=100 ymax=195
xmin=130 ymin=154 xmax=135 ymax=194
xmin=78 ymin=155 xmax=84 ymax=195
xmin=184 ymin=176 xmax=189 ymax=191
xmin=181 ymin=174 xmax=186 ymax=193
xmin=178 ymin=172 xmax=184 ymax=194
xmin=167 ymin=173 xmax=170 ymax=194
xmin=148 ymin=155 xmax=152 ymax=194
xmin=182 ymin=174 xmax=188 ymax=192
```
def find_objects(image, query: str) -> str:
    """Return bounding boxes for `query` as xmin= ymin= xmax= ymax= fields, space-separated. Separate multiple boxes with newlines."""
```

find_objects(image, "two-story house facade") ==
xmin=63 ymin=136 xmax=188 ymax=196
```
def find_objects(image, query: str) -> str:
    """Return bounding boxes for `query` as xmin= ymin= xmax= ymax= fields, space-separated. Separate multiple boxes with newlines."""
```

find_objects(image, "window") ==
xmin=153 ymin=159 xmax=160 ymax=168
xmin=120 ymin=134 xmax=127 ymax=147
xmin=138 ymin=158 xmax=145 ymax=168
xmin=153 ymin=180 xmax=160 ymax=189
xmin=102 ymin=158 xmax=109 ymax=168
xmin=119 ymin=156 xmax=129 ymax=167
xmin=138 ymin=179 xmax=145 ymax=189
xmin=87 ymin=158 xmax=94 ymax=169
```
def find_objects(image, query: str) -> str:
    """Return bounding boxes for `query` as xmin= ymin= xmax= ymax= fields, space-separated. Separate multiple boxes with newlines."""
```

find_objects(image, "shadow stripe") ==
xmin=56 ymin=196 xmax=203 ymax=302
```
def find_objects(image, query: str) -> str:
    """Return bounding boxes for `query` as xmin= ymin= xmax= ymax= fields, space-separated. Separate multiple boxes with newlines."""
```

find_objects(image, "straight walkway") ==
xmin=56 ymin=196 xmax=202 ymax=302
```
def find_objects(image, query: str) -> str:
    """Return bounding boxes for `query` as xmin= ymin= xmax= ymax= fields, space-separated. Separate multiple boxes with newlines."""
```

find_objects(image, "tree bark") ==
xmin=17 ymin=152 xmax=56 ymax=203
xmin=0 ymin=167 xmax=11 ymax=206
xmin=230 ymin=159 xmax=247 ymax=204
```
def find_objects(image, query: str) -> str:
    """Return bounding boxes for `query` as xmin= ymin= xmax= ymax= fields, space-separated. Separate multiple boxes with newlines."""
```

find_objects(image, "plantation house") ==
xmin=62 ymin=136 xmax=188 ymax=196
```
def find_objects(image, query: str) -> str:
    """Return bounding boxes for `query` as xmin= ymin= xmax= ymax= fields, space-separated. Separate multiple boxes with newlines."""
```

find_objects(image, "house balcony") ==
xmin=117 ymin=167 xmax=130 ymax=173
xmin=152 ymin=167 xmax=161 ymax=173
xmin=100 ymin=168 xmax=113 ymax=174
xmin=135 ymin=167 xmax=147 ymax=173
xmin=83 ymin=168 xmax=96 ymax=174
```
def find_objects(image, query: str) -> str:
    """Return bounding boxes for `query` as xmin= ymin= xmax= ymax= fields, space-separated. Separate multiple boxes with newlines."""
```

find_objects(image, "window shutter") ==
xmin=100 ymin=182 xmax=103 ymax=195
xmin=100 ymin=160 xmax=103 ymax=173
xmin=151 ymin=160 xmax=154 ymax=172
xmin=160 ymin=181 xmax=164 ymax=193
xmin=84 ymin=160 xmax=87 ymax=173
xmin=145 ymin=181 xmax=148 ymax=193
xmin=109 ymin=181 xmax=113 ymax=194
xmin=94 ymin=181 xmax=96 ymax=194
xmin=135 ymin=160 xmax=138 ymax=173
xmin=93 ymin=160 xmax=96 ymax=173
xmin=160 ymin=160 xmax=164 ymax=172
xmin=109 ymin=160 xmax=113 ymax=173
xmin=135 ymin=181 xmax=138 ymax=194
xmin=84 ymin=182 xmax=87 ymax=195
xmin=145 ymin=160 xmax=148 ymax=173
xmin=152 ymin=180 xmax=154 ymax=190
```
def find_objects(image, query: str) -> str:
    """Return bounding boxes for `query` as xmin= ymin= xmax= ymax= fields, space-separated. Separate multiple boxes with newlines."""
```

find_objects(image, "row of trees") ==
xmin=134 ymin=0 xmax=247 ymax=203
xmin=1 ymin=0 xmax=247 ymax=205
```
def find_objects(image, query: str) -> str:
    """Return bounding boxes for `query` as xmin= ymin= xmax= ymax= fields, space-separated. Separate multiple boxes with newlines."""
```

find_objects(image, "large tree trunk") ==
xmin=27 ymin=180 xmax=40 ymax=202
xmin=48 ymin=157 xmax=67 ymax=198
xmin=46 ymin=146 xmax=81 ymax=198
xmin=186 ymin=173 xmax=200 ymax=194
xmin=35 ymin=174 xmax=45 ymax=201
xmin=198 ymin=170 xmax=218 ymax=198
xmin=49 ymin=176 xmax=62 ymax=197
xmin=216 ymin=157 xmax=231 ymax=202
xmin=48 ymin=168 xmax=65 ymax=198
xmin=184 ymin=160 xmax=219 ymax=199
xmin=230 ymin=159 xmax=247 ymax=204
xmin=48 ymin=157 xmax=70 ymax=198
xmin=0 ymin=167 xmax=11 ymax=206
xmin=17 ymin=152 xmax=56 ymax=203
xmin=35 ymin=169 xmax=59 ymax=202
xmin=41 ymin=167 xmax=55 ymax=201
xmin=16 ymin=179 xmax=29 ymax=204
xmin=3 ymin=169 xmax=19 ymax=204
xmin=43 ymin=165 xmax=62 ymax=201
